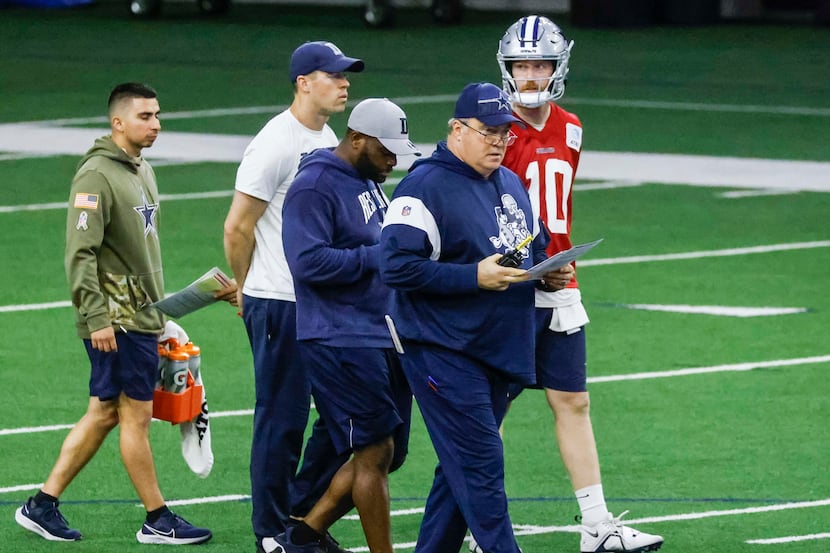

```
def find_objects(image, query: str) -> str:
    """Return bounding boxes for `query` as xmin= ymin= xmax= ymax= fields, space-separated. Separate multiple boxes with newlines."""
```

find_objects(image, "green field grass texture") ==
xmin=1 ymin=4 xmax=829 ymax=553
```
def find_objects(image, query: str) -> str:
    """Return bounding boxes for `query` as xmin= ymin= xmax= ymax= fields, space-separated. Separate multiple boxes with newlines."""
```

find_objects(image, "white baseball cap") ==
xmin=347 ymin=98 xmax=421 ymax=157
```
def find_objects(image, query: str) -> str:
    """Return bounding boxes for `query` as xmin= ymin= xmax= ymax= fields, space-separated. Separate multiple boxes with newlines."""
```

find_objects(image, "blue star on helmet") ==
xmin=134 ymin=198 xmax=159 ymax=236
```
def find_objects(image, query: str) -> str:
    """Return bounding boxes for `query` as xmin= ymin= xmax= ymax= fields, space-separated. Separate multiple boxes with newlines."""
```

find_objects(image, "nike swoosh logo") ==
xmin=584 ymin=528 xmax=599 ymax=537
xmin=145 ymin=525 xmax=175 ymax=537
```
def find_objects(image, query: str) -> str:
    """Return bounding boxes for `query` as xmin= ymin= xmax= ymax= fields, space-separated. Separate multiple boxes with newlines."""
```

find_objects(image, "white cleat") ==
xmin=469 ymin=534 xmax=482 ymax=553
xmin=580 ymin=511 xmax=663 ymax=552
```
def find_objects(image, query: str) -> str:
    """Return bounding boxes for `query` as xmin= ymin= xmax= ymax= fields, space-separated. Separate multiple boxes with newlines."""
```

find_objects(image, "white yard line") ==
xmin=165 ymin=494 xmax=251 ymax=507
xmin=3 ymin=96 xmax=830 ymax=191
xmin=169 ymin=496 xmax=830 ymax=552
xmin=10 ymin=94 xmax=829 ymax=127
xmin=562 ymin=97 xmax=830 ymax=117
xmin=2 ymin=354 xmax=826 ymax=439
xmin=0 ymin=190 xmax=233 ymax=214
xmin=718 ymin=188 xmax=800 ymax=199
xmin=113 ymin=495 xmax=830 ymax=550
xmin=615 ymin=304 xmax=808 ymax=317
xmin=511 ymin=498 xmax=830 ymax=537
xmin=747 ymin=532 xmax=830 ymax=545
xmin=0 ymin=483 xmax=43 ymax=494
xmin=588 ymin=355 xmax=830 ymax=384
xmin=1 ymin=240 xmax=827 ymax=314
xmin=579 ymin=240 xmax=830 ymax=267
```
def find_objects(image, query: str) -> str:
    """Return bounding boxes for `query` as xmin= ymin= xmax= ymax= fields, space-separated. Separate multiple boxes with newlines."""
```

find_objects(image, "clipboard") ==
xmin=526 ymin=239 xmax=603 ymax=279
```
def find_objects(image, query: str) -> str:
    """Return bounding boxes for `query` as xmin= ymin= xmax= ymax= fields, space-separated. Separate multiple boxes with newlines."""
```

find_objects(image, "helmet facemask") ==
xmin=497 ymin=15 xmax=573 ymax=108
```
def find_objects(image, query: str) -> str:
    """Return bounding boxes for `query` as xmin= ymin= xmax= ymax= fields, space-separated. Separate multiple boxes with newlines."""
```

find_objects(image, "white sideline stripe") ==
xmin=0 ymin=152 xmax=54 ymax=161
xmin=3 ymin=128 xmax=829 ymax=190
xmin=0 ymin=483 xmax=43 ymax=494
xmin=0 ymin=190 xmax=233 ymax=213
xmin=164 ymin=494 xmax=250 ymax=507
xmin=574 ymin=180 xmax=643 ymax=191
xmin=719 ymin=188 xmax=799 ymax=199
xmin=0 ymin=423 xmax=74 ymax=436
xmin=342 ymin=506 xmax=425 ymax=521
xmin=15 ymin=94 xmax=829 ymax=126
xmin=342 ymin=498 xmax=830 ymax=551
xmin=0 ymin=407 xmax=293 ymax=436
xmin=208 ymin=408 xmax=254 ymax=418
xmin=0 ymin=179 xmax=616 ymax=214
xmin=2 ymin=355 xmax=826 ymax=438
xmin=579 ymin=240 xmax=830 ymax=267
xmin=617 ymin=304 xmax=808 ymax=317
xmin=562 ymin=97 xmax=830 ymax=117
xmin=2 ymin=240 xmax=827 ymax=315
xmin=588 ymin=355 xmax=830 ymax=384
xmin=158 ymin=190 xmax=234 ymax=201
xmin=747 ymin=532 xmax=830 ymax=545
xmin=512 ymin=498 xmax=830 ymax=537
xmin=0 ymin=300 xmax=71 ymax=312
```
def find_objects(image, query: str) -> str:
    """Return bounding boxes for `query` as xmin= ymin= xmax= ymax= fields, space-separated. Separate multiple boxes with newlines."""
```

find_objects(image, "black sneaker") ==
xmin=136 ymin=510 xmax=212 ymax=545
xmin=321 ymin=531 xmax=353 ymax=553
xmin=273 ymin=526 xmax=326 ymax=553
xmin=279 ymin=520 xmax=351 ymax=553
xmin=15 ymin=496 xmax=82 ymax=541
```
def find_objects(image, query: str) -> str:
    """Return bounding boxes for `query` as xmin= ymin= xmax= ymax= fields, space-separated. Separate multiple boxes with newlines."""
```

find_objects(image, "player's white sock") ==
xmin=575 ymin=484 xmax=610 ymax=527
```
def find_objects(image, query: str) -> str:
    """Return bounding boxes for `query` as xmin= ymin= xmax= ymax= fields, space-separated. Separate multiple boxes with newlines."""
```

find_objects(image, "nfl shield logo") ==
xmin=401 ymin=206 xmax=411 ymax=216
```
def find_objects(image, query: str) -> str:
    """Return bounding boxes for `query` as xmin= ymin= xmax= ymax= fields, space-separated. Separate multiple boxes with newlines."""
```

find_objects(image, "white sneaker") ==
xmin=580 ymin=511 xmax=663 ymax=552
xmin=468 ymin=534 xmax=482 ymax=553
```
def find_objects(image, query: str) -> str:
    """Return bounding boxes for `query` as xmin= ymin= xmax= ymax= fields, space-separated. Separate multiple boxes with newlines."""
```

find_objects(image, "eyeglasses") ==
xmin=458 ymin=119 xmax=517 ymax=147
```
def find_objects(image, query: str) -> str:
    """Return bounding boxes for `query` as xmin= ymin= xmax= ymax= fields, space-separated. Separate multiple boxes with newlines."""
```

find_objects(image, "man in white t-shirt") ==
xmin=223 ymin=41 xmax=364 ymax=553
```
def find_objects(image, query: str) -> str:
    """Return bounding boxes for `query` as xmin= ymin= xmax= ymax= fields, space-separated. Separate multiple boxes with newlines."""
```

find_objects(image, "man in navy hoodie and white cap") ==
xmin=379 ymin=82 xmax=575 ymax=553
xmin=280 ymin=98 xmax=419 ymax=553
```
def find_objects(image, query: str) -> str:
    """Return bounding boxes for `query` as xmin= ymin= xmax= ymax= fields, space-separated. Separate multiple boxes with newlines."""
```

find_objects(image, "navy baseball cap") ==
xmin=453 ymin=82 xmax=522 ymax=127
xmin=289 ymin=41 xmax=364 ymax=82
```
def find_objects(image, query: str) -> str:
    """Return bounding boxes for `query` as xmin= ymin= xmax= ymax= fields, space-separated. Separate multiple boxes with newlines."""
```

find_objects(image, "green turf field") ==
xmin=1 ymin=4 xmax=828 ymax=552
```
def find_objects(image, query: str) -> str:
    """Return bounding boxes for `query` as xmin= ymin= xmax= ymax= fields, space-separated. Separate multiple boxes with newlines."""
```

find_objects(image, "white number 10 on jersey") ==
xmin=525 ymin=158 xmax=574 ymax=235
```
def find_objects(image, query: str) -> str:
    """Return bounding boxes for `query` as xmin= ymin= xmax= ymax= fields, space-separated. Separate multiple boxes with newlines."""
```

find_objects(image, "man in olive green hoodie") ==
xmin=14 ymin=83 xmax=216 ymax=545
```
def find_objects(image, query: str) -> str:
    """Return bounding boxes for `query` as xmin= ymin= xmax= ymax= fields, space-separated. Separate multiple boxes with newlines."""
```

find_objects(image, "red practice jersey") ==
xmin=502 ymin=102 xmax=582 ymax=288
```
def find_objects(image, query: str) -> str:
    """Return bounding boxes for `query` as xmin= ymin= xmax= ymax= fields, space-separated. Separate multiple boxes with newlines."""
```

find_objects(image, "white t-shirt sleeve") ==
xmin=235 ymin=115 xmax=295 ymax=201
xmin=234 ymin=111 xmax=338 ymax=300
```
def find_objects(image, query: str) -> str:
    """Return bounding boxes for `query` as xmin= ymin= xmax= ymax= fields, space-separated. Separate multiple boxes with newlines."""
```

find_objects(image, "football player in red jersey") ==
xmin=474 ymin=15 xmax=665 ymax=553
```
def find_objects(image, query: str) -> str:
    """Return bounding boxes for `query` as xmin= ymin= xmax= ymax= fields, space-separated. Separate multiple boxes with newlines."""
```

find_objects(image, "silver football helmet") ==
xmin=497 ymin=15 xmax=573 ymax=108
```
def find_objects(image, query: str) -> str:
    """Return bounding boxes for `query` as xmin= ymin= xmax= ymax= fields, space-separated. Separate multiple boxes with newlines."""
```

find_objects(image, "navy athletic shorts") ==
xmin=509 ymin=308 xmax=588 ymax=399
xmin=299 ymin=342 xmax=408 ymax=455
xmin=84 ymin=330 xmax=159 ymax=402
xmin=534 ymin=307 xmax=588 ymax=392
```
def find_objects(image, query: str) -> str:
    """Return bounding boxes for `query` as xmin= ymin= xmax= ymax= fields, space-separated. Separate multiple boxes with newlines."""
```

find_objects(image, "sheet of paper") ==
xmin=526 ymin=238 xmax=604 ymax=279
xmin=152 ymin=267 xmax=232 ymax=319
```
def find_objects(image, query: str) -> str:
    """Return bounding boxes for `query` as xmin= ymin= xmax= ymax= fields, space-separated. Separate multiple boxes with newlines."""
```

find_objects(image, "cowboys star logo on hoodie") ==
xmin=134 ymin=190 xmax=158 ymax=237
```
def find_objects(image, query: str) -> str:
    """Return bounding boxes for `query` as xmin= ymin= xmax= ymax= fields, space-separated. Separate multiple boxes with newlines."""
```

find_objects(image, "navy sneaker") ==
xmin=321 ymin=532 xmax=353 ymax=553
xmin=136 ymin=510 xmax=212 ymax=545
xmin=273 ymin=525 xmax=326 ymax=553
xmin=278 ymin=520 xmax=352 ymax=553
xmin=15 ymin=496 xmax=82 ymax=541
